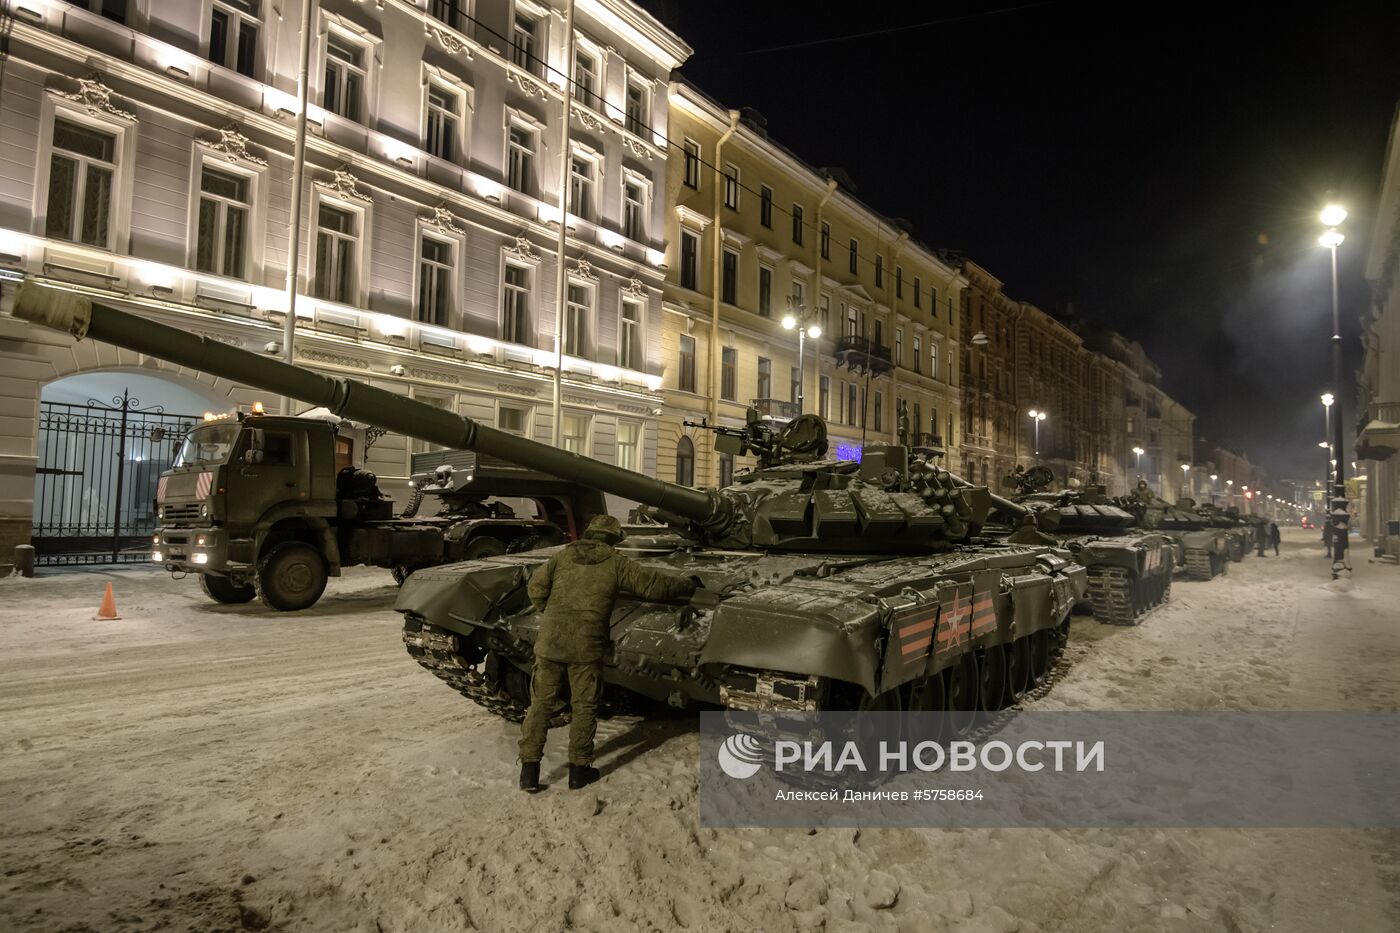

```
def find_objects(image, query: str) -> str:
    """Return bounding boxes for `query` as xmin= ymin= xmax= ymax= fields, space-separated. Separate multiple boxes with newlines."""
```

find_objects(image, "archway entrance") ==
xmin=35 ymin=372 xmax=219 ymax=565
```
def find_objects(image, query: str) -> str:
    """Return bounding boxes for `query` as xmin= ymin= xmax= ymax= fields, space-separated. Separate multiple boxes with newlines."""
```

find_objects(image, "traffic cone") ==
xmin=94 ymin=582 xmax=121 ymax=620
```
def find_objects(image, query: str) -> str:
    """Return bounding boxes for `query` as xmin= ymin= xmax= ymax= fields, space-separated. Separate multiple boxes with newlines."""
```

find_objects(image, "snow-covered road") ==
xmin=1 ymin=529 xmax=1397 ymax=932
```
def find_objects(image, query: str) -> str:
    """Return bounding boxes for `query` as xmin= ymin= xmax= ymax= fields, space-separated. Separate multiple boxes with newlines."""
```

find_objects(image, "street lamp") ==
xmin=782 ymin=301 xmax=822 ymax=415
xmin=1318 ymin=205 xmax=1348 ymax=575
xmin=1132 ymin=445 xmax=1144 ymax=468
xmin=1179 ymin=462 xmax=1191 ymax=500
xmin=972 ymin=331 xmax=989 ymax=462
xmin=1210 ymin=473 xmax=1218 ymax=505
xmin=1028 ymin=409 xmax=1047 ymax=456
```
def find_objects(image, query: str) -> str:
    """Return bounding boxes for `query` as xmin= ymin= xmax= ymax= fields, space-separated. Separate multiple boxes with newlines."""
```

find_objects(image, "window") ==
xmin=616 ymin=421 xmax=640 ymax=472
xmin=723 ymin=163 xmax=739 ymax=210
xmin=512 ymin=13 xmax=540 ymax=76
xmin=792 ymin=204 xmax=804 ymax=245
xmin=498 ymin=404 xmax=530 ymax=436
xmin=930 ymin=286 xmax=939 ymax=314
xmin=502 ymin=263 xmax=530 ymax=344
xmin=417 ymin=236 xmax=453 ymax=326
xmin=847 ymin=383 xmax=858 ymax=426
xmin=678 ymin=334 xmax=696 ymax=392
xmin=573 ymin=49 xmax=598 ymax=107
xmin=324 ymin=33 xmax=366 ymax=122
xmin=849 ymin=238 xmax=858 ymax=275
xmin=718 ymin=452 xmax=734 ymax=488
xmin=759 ymin=185 xmax=773 ymax=228
xmin=45 ymin=118 xmax=117 ymax=248
xmin=758 ymin=265 xmax=773 ymax=316
xmin=425 ymin=84 xmax=459 ymax=161
xmin=568 ymin=154 xmax=593 ymax=220
xmin=895 ymin=327 xmax=904 ymax=368
xmin=675 ymin=436 xmax=695 ymax=486
xmin=721 ymin=346 xmax=737 ymax=401
xmin=895 ymin=266 xmax=903 ymax=299
xmin=680 ymin=229 xmax=699 ymax=290
xmin=874 ymin=319 xmax=883 ymax=349
xmin=930 ymin=343 xmax=940 ymax=380
xmin=874 ymin=392 xmax=883 ymax=432
xmin=620 ymin=300 xmax=642 ymax=370
xmin=790 ymin=366 xmax=801 ymax=404
xmin=791 ymin=278 xmax=805 ymax=312
xmin=507 ymin=124 xmax=535 ymax=194
xmin=820 ymin=222 xmax=830 ymax=259
xmin=948 ymin=412 xmax=955 ymax=448
xmin=561 ymin=413 xmax=589 ymax=455
xmin=875 ymin=255 xmax=883 ymax=288
xmin=819 ymin=293 xmax=830 ymax=331
xmin=914 ymin=403 xmax=922 ymax=439
xmin=195 ymin=167 xmax=250 ymax=278
xmin=66 ymin=1 xmax=127 ymax=24
xmin=721 ymin=248 xmax=738 ymax=305
xmin=683 ymin=138 xmax=701 ymax=189
xmin=819 ymin=375 xmax=830 ymax=420
xmin=757 ymin=357 xmax=771 ymax=399
xmin=844 ymin=304 xmax=858 ymax=338
xmin=623 ymin=177 xmax=646 ymax=241
xmin=564 ymin=283 xmax=590 ymax=356
xmin=625 ymin=80 xmax=649 ymax=136
xmin=313 ymin=203 xmax=357 ymax=303
xmin=1127 ymin=416 xmax=1136 ymax=434
xmin=914 ymin=277 xmax=922 ymax=309
xmin=208 ymin=0 xmax=259 ymax=78
xmin=913 ymin=335 xmax=922 ymax=373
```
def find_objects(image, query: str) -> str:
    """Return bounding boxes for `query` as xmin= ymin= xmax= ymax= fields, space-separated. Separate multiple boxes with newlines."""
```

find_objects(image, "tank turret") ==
xmin=14 ymin=284 xmax=989 ymax=552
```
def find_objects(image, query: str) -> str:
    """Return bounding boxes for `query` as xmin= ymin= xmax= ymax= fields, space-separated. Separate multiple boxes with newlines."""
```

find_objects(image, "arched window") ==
xmin=675 ymin=435 xmax=694 ymax=486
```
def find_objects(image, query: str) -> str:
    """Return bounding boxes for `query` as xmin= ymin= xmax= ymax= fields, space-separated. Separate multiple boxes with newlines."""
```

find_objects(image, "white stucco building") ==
xmin=0 ymin=0 xmax=690 ymax=562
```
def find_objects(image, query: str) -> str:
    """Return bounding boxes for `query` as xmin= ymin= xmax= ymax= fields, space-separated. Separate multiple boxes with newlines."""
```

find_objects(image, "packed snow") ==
xmin=1 ymin=529 xmax=1398 ymax=932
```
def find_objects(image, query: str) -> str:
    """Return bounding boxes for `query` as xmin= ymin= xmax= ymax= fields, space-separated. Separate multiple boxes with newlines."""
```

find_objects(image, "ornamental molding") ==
xmin=505 ymin=234 xmax=541 ymax=262
xmin=496 ymin=382 xmax=539 ymax=397
xmin=674 ymin=204 xmax=713 ymax=230
xmin=425 ymin=23 xmax=474 ymax=59
xmin=507 ymin=70 xmax=549 ymax=100
xmin=563 ymin=394 xmax=592 ymax=405
xmin=296 ymin=346 xmax=371 ymax=370
xmin=192 ymin=330 xmax=243 ymax=347
xmin=315 ymin=166 xmax=373 ymax=204
xmin=623 ymin=276 xmax=647 ymax=297
xmin=408 ymin=367 xmax=460 ymax=385
xmin=196 ymin=124 xmax=267 ymax=167
xmin=52 ymin=72 xmax=136 ymax=122
xmin=621 ymin=134 xmax=655 ymax=161
xmin=571 ymin=102 xmax=606 ymax=132
xmin=570 ymin=257 xmax=598 ymax=281
xmin=618 ymin=403 xmax=652 ymax=414
xmin=422 ymin=203 xmax=466 ymax=237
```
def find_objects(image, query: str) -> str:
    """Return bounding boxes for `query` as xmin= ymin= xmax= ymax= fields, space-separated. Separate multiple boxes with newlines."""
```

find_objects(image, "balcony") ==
xmin=963 ymin=433 xmax=994 ymax=451
xmin=1357 ymin=400 xmax=1400 ymax=460
xmin=908 ymin=432 xmax=944 ymax=449
xmin=832 ymin=335 xmax=894 ymax=376
xmin=750 ymin=398 xmax=801 ymax=422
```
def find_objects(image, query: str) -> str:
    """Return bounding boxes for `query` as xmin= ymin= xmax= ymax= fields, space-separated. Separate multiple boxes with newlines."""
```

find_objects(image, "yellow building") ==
xmin=656 ymin=82 xmax=963 ymax=488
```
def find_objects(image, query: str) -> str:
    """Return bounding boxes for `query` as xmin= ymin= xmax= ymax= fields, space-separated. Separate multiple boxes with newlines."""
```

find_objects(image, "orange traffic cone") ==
xmin=94 ymin=582 xmax=121 ymax=620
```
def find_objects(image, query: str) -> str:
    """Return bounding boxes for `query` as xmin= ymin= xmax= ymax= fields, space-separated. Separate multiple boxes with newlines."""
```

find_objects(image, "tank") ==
xmin=1193 ymin=503 xmax=1253 ymax=562
xmin=989 ymin=467 xmax=1174 ymax=626
xmin=13 ymin=284 xmax=1088 ymax=720
xmin=1118 ymin=485 xmax=1231 ymax=581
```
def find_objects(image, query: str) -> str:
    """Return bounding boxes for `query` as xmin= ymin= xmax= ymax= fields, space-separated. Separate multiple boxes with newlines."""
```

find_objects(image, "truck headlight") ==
xmin=152 ymin=551 xmax=163 ymax=562
xmin=196 ymin=535 xmax=207 ymax=547
xmin=200 ymin=503 xmax=209 ymax=518
xmin=192 ymin=553 xmax=209 ymax=565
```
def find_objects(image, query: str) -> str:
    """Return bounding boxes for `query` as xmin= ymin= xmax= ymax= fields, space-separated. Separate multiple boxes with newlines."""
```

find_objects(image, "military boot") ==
xmin=519 ymin=760 xmax=541 ymax=793
xmin=568 ymin=764 xmax=599 ymax=789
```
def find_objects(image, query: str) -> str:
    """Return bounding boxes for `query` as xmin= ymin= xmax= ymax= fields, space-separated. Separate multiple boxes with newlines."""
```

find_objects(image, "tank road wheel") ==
xmin=1007 ymin=637 xmax=1031 ymax=703
xmin=907 ymin=672 xmax=947 ymax=745
xmin=978 ymin=646 xmax=1009 ymax=711
xmin=1028 ymin=630 xmax=1051 ymax=688
xmin=254 ymin=542 xmax=329 ymax=612
xmin=199 ymin=573 xmax=255 ymax=604
xmin=1051 ymin=618 xmax=1071 ymax=660
xmin=464 ymin=536 xmax=508 ymax=560
xmin=391 ymin=565 xmax=412 ymax=587
xmin=946 ymin=653 xmax=980 ymax=737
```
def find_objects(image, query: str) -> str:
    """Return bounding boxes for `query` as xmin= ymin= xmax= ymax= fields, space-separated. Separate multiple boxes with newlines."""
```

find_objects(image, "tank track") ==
xmin=1183 ymin=550 xmax=1222 ymax=581
xmin=1084 ymin=566 xmax=1171 ymax=626
xmin=402 ymin=614 xmax=537 ymax=723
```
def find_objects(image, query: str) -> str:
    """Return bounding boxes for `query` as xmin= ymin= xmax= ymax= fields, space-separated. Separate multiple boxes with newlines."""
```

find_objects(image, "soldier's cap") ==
xmin=583 ymin=514 xmax=625 ymax=543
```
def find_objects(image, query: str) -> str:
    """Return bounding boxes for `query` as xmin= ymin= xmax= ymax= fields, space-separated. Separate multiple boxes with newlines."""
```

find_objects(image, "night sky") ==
xmin=639 ymin=0 xmax=1400 ymax=483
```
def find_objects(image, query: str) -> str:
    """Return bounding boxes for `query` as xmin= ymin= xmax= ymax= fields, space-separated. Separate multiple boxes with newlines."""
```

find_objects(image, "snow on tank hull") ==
xmin=1064 ymin=533 xmax=1176 ymax=626
xmin=397 ymin=542 xmax=1087 ymax=717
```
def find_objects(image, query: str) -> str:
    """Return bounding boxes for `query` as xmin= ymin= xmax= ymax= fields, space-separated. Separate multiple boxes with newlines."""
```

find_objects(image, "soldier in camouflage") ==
xmin=519 ymin=514 xmax=698 ymax=792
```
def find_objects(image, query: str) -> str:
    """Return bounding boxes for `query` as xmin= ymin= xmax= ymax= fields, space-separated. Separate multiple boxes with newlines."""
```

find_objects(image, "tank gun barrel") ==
xmin=943 ymin=470 xmax=1026 ymax=519
xmin=13 ymin=284 xmax=719 ymax=525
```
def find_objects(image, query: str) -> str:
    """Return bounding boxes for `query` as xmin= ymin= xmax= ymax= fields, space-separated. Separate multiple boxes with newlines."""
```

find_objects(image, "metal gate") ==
xmin=33 ymin=390 xmax=200 ymax=565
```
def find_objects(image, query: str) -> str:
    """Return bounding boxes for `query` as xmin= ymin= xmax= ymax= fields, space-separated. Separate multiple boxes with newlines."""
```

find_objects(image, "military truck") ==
xmin=153 ymin=409 xmax=603 ymax=610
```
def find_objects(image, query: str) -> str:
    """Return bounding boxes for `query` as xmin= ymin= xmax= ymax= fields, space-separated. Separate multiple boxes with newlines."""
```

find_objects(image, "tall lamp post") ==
xmin=1319 ymin=204 xmax=1348 ymax=576
xmin=781 ymin=301 xmax=822 ymax=414
xmin=1225 ymin=478 xmax=1233 ymax=506
xmin=1028 ymin=409 xmax=1046 ymax=457
xmin=1209 ymin=473 xmax=1218 ymax=505
xmin=972 ymin=331 xmax=989 ymax=460
xmin=1180 ymin=462 xmax=1191 ymax=501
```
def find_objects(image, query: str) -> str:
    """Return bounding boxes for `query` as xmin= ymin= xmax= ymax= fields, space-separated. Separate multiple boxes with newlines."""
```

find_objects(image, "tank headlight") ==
xmin=200 ymin=503 xmax=209 ymax=518
xmin=192 ymin=553 xmax=209 ymax=565
xmin=151 ymin=550 xmax=163 ymax=562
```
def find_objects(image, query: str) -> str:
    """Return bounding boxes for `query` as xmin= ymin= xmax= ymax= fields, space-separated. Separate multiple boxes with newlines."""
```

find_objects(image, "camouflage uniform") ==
xmin=518 ymin=515 xmax=696 ymax=766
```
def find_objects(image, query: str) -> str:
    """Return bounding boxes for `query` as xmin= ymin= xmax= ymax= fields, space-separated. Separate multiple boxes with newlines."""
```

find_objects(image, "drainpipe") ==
xmin=810 ymin=177 xmax=837 ymax=418
xmin=889 ymin=230 xmax=908 ymax=443
xmin=707 ymin=110 xmax=740 ymax=459
xmin=550 ymin=0 xmax=577 ymax=448
xmin=281 ymin=0 xmax=316 ymax=415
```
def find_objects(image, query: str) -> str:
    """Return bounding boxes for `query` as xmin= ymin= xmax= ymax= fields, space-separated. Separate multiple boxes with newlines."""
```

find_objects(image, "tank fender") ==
xmin=699 ymin=587 xmax=884 ymax=696
xmin=394 ymin=556 xmax=544 ymax=634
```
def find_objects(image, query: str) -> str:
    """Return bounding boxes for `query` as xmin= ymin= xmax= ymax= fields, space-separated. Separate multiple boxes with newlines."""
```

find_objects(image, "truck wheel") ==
xmin=464 ymin=536 xmax=507 ymax=560
xmin=199 ymin=573 xmax=255 ymax=604
xmin=254 ymin=542 xmax=328 ymax=611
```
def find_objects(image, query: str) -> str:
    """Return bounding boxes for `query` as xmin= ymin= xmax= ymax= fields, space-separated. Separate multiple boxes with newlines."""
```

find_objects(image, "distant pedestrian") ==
xmin=1322 ymin=521 xmax=1333 ymax=555
xmin=1268 ymin=521 xmax=1280 ymax=556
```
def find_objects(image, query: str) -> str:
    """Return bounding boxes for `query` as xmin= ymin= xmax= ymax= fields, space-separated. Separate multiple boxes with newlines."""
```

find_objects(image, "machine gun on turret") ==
xmin=683 ymin=408 xmax=829 ymax=469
